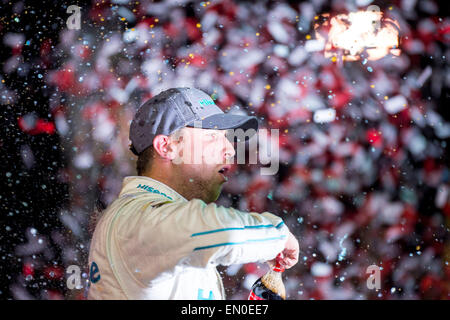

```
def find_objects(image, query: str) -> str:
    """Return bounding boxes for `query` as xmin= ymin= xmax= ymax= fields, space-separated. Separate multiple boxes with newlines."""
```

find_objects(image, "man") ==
xmin=87 ymin=87 xmax=299 ymax=300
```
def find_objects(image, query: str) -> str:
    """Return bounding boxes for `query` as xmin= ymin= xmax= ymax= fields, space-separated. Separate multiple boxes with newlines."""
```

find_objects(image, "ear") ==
xmin=153 ymin=134 xmax=178 ymax=160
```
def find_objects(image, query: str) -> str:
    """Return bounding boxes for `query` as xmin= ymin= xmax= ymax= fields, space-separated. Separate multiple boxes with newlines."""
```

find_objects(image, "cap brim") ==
xmin=187 ymin=113 xmax=258 ymax=141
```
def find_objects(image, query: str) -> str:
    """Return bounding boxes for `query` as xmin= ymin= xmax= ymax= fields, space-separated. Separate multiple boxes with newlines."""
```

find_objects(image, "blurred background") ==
xmin=0 ymin=0 xmax=449 ymax=300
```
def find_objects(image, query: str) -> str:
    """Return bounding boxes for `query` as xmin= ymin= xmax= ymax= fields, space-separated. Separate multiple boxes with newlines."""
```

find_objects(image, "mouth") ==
xmin=218 ymin=165 xmax=231 ymax=182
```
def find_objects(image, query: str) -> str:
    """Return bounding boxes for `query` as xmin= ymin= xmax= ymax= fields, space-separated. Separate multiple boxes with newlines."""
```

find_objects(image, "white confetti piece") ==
xmin=313 ymin=108 xmax=336 ymax=123
xmin=384 ymin=95 xmax=407 ymax=114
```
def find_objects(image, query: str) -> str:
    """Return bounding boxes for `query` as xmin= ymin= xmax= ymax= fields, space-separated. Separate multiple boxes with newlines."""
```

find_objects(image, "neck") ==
xmin=144 ymin=164 xmax=184 ymax=198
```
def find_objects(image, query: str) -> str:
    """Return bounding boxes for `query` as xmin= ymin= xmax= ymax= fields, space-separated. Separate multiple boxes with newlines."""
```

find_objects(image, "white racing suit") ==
xmin=87 ymin=176 xmax=289 ymax=300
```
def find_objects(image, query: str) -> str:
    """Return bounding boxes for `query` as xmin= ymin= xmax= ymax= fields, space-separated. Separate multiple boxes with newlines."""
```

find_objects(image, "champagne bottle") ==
xmin=248 ymin=261 xmax=286 ymax=300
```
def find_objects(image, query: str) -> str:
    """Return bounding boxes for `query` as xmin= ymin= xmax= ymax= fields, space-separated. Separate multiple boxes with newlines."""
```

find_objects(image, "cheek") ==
xmin=184 ymin=163 xmax=213 ymax=177
xmin=202 ymin=141 xmax=224 ymax=163
xmin=186 ymin=162 xmax=218 ymax=180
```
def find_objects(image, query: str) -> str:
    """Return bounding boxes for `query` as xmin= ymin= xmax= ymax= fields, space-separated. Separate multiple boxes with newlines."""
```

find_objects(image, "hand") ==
xmin=268 ymin=232 xmax=299 ymax=269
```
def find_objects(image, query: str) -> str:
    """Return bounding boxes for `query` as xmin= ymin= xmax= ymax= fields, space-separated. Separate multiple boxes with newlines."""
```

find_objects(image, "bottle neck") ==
xmin=273 ymin=263 xmax=285 ymax=273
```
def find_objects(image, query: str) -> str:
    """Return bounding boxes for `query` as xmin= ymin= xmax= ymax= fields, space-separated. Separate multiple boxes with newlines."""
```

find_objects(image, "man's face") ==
xmin=170 ymin=127 xmax=236 ymax=203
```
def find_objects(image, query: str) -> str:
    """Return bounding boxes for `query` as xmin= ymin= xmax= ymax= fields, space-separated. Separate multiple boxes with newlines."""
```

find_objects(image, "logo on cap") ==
xmin=199 ymin=99 xmax=215 ymax=106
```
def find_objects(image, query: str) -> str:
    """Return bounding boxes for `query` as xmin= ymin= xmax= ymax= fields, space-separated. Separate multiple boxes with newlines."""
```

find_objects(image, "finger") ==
xmin=281 ymin=255 xmax=299 ymax=269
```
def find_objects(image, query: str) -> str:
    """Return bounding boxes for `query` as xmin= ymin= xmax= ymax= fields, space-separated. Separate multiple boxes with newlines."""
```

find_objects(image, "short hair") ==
xmin=136 ymin=146 xmax=154 ymax=176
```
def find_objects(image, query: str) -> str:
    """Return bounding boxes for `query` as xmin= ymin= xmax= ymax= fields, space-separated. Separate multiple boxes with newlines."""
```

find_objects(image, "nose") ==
xmin=223 ymin=135 xmax=235 ymax=161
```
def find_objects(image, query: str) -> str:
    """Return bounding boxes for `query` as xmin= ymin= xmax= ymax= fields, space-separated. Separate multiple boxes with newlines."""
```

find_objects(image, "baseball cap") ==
xmin=129 ymin=87 xmax=259 ymax=155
